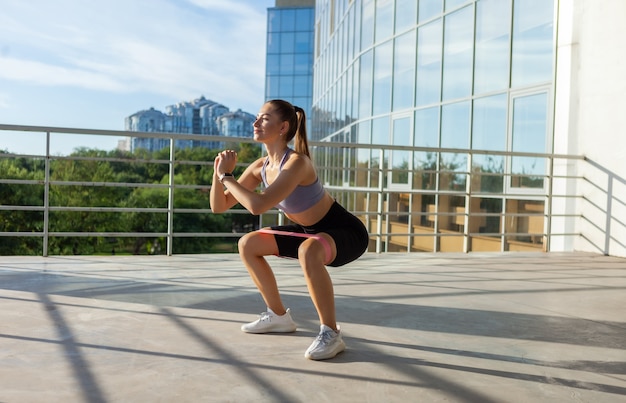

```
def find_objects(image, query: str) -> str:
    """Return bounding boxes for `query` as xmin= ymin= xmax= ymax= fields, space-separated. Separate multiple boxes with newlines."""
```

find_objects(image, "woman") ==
xmin=210 ymin=99 xmax=368 ymax=360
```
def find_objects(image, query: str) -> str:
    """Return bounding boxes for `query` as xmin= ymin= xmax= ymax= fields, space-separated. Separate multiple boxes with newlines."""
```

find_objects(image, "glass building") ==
xmin=266 ymin=0 xmax=316 ymax=125
xmin=312 ymin=0 xmax=558 ymax=252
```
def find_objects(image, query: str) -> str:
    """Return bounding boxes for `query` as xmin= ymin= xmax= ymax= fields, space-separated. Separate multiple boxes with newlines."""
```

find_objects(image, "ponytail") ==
xmin=267 ymin=99 xmax=310 ymax=158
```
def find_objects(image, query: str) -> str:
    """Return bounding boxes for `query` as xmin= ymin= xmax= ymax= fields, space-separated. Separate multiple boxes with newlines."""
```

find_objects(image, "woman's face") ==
xmin=253 ymin=103 xmax=287 ymax=143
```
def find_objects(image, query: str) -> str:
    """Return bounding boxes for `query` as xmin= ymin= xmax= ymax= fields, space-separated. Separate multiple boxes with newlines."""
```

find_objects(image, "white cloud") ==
xmin=0 ymin=0 xmax=272 ymax=111
xmin=0 ymin=93 xmax=9 ymax=109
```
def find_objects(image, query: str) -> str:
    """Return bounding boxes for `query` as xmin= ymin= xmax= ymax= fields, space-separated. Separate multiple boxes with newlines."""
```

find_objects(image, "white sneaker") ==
xmin=304 ymin=324 xmax=346 ymax=360
xmin=241 ymin=308 xmax=297 ymax=334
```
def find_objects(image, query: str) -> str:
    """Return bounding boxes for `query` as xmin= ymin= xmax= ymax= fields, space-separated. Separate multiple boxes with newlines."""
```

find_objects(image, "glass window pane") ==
xmin=438 ymin=195 xmax=465 ymax=235
xmin=445 ymin=0 xmax=470 ymax=11
xmin=469 ymin=197 xmax=502 ymax=251
xmin=281 ymin=9 xmax=296 ymax=31
xmin=267 ymin=32 xmax=281 ymax=54
xmin=512 ymin=0 xmax=554 ymax=87
xmin=279 ymin=53 xmax=294 ymax=73
xmin=419 ymin=0 xmax=442 ymax=22
xmin=372 ymin=116 xmax=390 ymax=145
xmin=395 ymin=0 xmax=417 ymax=33
xmin=511 ymin=92 xmax=548 ymax=188
xmin=361 ymin=0 xmax=375 ymax=50
xmin=373 ymin=41 xmax=393 ymax=115
xmin=295 ymin=32 xmax=312 ymax=53
xmin=266 ymin=54 xmax=280 ymax=75
xmin=472 ymin=94 xmax=507 ymax=151
xmin=280 ymin=32 xmax=295 ymax=53
xmin=414 ymin=106 xmax=439 ymax=147
xmin=358 ymin=120 xmax=371 ymax=144
xmin=474 ymin=0 xmax=512 ymax=94
xmin=416 ymin=20 xmax=442 ymax=106
xmin=441 ymin=101 xmax=469 ymax=149
xmin=391 ymin=117 xmax=411 ymax=184
xmin=442 ymin=6 xmax=474 ymax=100
xmin=268 ymin=10 xmax=280 ymax=32
xmin=440 ymin=153 xmax=467 ymax=190
xmin=375 ymin=0 xmax=394 ymax=42
xmin=505 ymin=199 xmax=544 ymax=248
xmin=295 ymin=8 xmax=313 ymax=31
xmin=294 ymin=53 xmax=311 ymax=74
xmin=358 ymin=50 xmax=373 ymax=118
xmin=393 ymin=31 xmax=416 ymax=111
xmin=279 ymin=75 xmax=294 ymax=97
xmin=293 ymin=75 xmax=309 ymax=94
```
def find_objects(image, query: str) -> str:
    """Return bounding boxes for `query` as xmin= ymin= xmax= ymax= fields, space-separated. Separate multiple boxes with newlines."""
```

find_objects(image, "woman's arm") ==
xmin=219 ymin=153 xmax=311 ymax=216
xmin=210 ymin=154 xmax=262 ymax=213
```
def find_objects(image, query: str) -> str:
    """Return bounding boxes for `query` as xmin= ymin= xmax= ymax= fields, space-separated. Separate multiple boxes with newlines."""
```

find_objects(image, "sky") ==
xmin=0 ymin=0 xmax=275 ymax=155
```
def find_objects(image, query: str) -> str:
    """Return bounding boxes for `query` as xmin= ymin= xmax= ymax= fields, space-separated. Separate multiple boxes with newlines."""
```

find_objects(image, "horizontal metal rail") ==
xmin=0 ymin=123 xmax=596 ymax=256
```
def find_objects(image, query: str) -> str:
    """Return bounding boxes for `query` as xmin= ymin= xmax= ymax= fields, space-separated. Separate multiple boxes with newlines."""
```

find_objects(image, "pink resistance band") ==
xmin=258 ymin=229 xmax=333 ymax=265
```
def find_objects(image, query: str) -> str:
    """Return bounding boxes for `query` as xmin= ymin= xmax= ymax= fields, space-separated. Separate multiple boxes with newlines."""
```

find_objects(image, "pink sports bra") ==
xmin=260 ymin=149 xmax=326 ymax=214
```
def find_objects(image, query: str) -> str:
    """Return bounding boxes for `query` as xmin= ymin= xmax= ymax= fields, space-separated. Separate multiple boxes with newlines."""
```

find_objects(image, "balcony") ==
xmin=1 ymin=125 xmax=625 ymax=401
xmin=2 ymin=123 xmax=617 ymax=256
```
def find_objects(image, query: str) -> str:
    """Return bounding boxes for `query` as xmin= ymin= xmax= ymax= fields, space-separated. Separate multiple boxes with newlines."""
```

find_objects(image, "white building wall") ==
xmin=554 ymin=0 xmax=626 ymax=257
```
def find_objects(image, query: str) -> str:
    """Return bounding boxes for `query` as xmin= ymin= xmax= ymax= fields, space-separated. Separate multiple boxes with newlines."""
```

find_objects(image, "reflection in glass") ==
xmin=266 ymin=54 xmax=280 ymax=75
xmin=512 ymin=0 xmax=554 ymax=86
xmin=268 ymin=9 xmax=280 ymax=32
xmin=416 ymin=20 xmax=442 ymax=106
xmin=505 ymin=199 xmax=544 ymax=249
xmin=440 ymin=152 xmax=467 ymax=191
xmin=375 ymin=0 xmax=393 ymax=42
xmin=391 ymin=117 xmax=411 ymax=185
xmin=437 ymin=195 xmax=465 ymax=252
xmin=472 ymin=163 xmax=504 ymax=193
xmin=395 ymin=0 xmax=417 ymax=33
xmin=441 ymin=101 xmax=469 ymax=149
xmin=414 ymin=151 xmax=437 ymax=190
xmin=295 ymin=32 xmax=311 ymax=52
xmin=356 ymin=148 xmax=370 ymax=187
xmin=358 ymin=50 xmax=373 ymax=118
xmin=511 ymin=93 xmax=548 ymax=188
xmin=474 ymin=0 xmax=512 ymax=94
xmin=280 ymin=9 xmax=296 ymax=31
xmin=472 ymin=94 xmax=507 ymax=151
xmin=373 ymin=41 xmax=393 ymax=115
xmin=393 ymin=31 xmax=416 ymax=111
xmin=267 ymin=32 xmax=281 ymax=53
xmin=414 ymin=107 xmax=439 ymax=147
xmin=469 ymin=197 xmax=502 ymax=252
xmin=279 ymin=75 xmax=294 ymax=97
xmin=280 ymin=32 xmax=295 ymax=53
xmin=372 ymin=116 xmax=390 ymax=145
xmin=361 ymin=0 xmax=375 ymax=50
xmin=294 ymin=54 xmax=310 ymax=74
xmin=442 ymin=6 xmax=474 ymax=100
xmin=419 ymin=0 xmax=442 ymax=22
xmin=445 ymin=0 xmax=470 ymax=11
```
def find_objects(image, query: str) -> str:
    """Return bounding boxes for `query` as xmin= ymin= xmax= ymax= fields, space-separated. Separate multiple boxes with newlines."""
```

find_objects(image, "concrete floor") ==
xmin=0 ymin=252 xmax=625 ymax=403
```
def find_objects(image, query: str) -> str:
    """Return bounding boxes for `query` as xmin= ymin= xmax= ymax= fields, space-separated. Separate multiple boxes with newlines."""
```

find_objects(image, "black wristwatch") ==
xmin=218 ymin=172 xmax=233 ymax=184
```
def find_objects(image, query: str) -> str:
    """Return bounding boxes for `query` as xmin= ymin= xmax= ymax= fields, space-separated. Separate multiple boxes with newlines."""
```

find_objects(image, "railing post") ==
xmin=545 ymin=155 xmax=554 ymax=252
xmin=43 ymin=131 xmax=51 ymax=257
xmin=376 ymin=148 xmax=384 ymax=253
xmin=167 ymin=139 xmax=175 ymax=256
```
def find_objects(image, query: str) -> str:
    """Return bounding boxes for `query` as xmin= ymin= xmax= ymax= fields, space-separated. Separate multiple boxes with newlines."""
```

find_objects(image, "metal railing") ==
xmin=0 ymin=123 xmax=597 ymax=256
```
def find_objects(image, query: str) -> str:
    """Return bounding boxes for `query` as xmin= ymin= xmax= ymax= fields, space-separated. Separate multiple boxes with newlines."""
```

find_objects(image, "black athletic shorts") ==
xmin=267 ymin=201 xmax=369 ymax=267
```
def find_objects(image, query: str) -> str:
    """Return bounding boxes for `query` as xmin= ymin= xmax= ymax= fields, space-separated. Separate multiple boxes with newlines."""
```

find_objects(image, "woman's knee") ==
xmin=238 ymin=231 xmax=277 ymax=256
xmin=298 ymin=238 xmax=326 ymax=266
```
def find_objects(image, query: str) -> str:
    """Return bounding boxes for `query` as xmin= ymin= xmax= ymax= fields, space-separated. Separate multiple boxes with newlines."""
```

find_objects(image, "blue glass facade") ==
xmin=265 ymin=4 xmax=315 ymax=123
xmin=312 ymin=0 xmax=557 ymax=252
